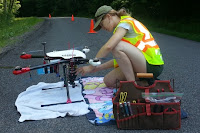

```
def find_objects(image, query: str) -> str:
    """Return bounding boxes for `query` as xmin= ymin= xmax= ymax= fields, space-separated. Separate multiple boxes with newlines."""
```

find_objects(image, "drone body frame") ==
xmin=13 ymin=42 xmax=100 ymax=106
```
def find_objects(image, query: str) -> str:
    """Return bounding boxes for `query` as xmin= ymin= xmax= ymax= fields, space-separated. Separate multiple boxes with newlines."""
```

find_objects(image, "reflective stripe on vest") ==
xmin=118 ymin=19 xmax=157 ymax=52
xmin=113 ymin=16 xmax=164 ymax=66
xmin=121 ymin=38 xmax=159 ymax=52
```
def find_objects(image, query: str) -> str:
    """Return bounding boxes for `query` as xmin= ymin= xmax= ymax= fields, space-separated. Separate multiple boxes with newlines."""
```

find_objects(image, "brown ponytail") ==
xmin=117 ymin=8 xmax=131 ymax=17
xmin=108 ymin=8 xmax=131 ymax=17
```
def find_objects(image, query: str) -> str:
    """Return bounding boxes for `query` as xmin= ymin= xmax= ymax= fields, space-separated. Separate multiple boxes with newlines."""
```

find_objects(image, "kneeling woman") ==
xmin=76 ymin=5 xmax=164 ymax=87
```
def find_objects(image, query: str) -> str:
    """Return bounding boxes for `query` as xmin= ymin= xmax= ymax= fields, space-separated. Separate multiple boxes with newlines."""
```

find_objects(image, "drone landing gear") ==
xmin=41 ymin=63 xmax=83 ymax=107
xmin=42 ymin=87 xmax=62 ymax=90
xmin=41 ymin=100 xmax=84 ymax=107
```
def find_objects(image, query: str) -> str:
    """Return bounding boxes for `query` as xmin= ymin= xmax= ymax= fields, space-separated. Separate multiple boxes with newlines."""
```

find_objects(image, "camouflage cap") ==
xmin=93 ymin=5 xmax=112 ymax=31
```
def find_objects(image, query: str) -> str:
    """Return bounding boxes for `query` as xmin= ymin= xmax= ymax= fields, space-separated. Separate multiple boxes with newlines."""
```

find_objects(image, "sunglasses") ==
xmin=94 ymin=13 xmax=107 ymax=22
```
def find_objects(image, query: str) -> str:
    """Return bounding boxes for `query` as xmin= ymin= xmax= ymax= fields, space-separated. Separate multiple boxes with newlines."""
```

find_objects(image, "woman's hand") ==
xmin=76 ymin=65 xmax=96 ymax=76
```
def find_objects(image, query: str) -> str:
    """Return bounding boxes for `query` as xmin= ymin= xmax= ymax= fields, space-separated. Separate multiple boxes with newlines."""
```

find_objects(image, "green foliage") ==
xmin=18 ymin=0 xmax=114 ymax=17
xmin=0 ymin=17 xmax=44 ymax=48
xmin=0 ymin=0 xmax=21 ymax=14
xmin=111 ymin=0 xmax=130 ymax=10
xmin=1 ymin=0 xmax=199 ymax=42
xmin=12 ymin=0 xmax=21 ymax=14
xmin=0 ymin=0 xmax=21 ymax=23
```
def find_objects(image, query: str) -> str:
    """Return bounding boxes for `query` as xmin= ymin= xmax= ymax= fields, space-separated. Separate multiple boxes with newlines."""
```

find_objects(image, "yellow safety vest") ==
xmin=113 ymin=16 xmax=164 ymax=68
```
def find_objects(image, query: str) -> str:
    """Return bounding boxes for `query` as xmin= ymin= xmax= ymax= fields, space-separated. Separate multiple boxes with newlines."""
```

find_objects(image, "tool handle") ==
xmin=136 ymin=73 xmax=153 ymax=78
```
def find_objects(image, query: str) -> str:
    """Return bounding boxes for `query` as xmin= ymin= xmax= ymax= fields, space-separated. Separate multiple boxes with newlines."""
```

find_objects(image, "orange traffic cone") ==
xmin=49 ymin=14 xmax=51 ymax=18
xmin=88 ymin=19 xmax=97 ymax=33
xmin=71 ymin=14 xmax=74 ymax=21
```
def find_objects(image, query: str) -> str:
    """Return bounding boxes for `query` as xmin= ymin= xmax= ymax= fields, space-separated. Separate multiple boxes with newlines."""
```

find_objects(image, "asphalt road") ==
xmin=0 ymin=17 xmax=200 ymax=133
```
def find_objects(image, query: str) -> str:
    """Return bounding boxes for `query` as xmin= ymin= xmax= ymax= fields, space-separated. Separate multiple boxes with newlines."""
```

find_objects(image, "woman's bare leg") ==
xmin=104 ymin=67 xmax=126 ymax=87
xmin=112 ymin=41 xmax=146 ymax=79
xmin=103 ymin=41 xmax=147 ymax=87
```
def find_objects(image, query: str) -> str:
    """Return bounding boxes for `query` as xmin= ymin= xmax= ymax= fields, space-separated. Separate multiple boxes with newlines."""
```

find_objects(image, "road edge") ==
xmin=0 ymin=18 xmax=49 ymax=58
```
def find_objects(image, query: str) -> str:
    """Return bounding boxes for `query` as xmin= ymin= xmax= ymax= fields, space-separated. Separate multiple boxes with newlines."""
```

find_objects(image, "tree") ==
xmin=0 ymin=0 xmax=21 ymax=22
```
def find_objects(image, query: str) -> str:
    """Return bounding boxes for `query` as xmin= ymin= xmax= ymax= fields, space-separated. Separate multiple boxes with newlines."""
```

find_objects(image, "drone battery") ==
xmin=37 ymin=68 xmax=45 ymax=75
xmin=37 ymin=65 xmax=58 ymax=75
xmin=37 ymin=67 xmax=51 ymax=75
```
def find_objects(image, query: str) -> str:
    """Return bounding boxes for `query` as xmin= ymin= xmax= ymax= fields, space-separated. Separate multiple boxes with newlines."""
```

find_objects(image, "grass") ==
xmin=0 ymin=17 xmax=44 ymax=51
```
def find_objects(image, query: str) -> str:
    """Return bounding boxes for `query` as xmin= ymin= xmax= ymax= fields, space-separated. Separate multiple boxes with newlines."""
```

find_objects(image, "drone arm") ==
xmin=30 ymin=55 xmax=44 ymax=58
xmin=13 ymin=67 xmax=31 ymax=75
xmin=13 ymin=58 xmax=89 ymax=75
xmin=20 ymin=54 xmax=32 ymax=59
xmin=20 ymin=54 xmax=44 ymax=59
xmin=13 ymin=60 xmax=70 ymax=75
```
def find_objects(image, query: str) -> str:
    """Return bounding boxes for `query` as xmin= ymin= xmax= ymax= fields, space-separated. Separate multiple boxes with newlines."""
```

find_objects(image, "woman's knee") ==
xmin=103 ymin=68 xmax=126 ymax=87
xmin=111 ymin=41 xmax=124 ymax=56
xmin=103 ymin=75 xmax=112 ymax=87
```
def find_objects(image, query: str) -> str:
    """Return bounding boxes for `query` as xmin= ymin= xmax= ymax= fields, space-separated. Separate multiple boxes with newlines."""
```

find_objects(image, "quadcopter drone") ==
xmin=12 ymin=42 xmax=102 ymax=107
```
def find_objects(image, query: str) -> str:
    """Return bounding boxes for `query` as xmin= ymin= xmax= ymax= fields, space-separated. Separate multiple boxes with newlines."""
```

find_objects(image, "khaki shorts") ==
xmin=146 ymin=61 xmax=164 ymax=79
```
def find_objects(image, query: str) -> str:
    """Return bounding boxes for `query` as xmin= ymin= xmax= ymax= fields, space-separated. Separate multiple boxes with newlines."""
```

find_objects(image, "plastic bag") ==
xmin=141 ymin=92 xmax=183 ymax=103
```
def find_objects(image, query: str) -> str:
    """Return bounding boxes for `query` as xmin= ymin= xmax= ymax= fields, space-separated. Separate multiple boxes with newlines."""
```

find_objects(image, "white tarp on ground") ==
xmin=15 ymin=81 xmax=89 ymax=122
